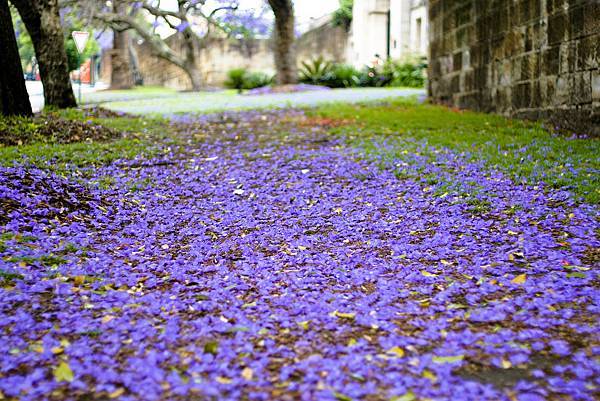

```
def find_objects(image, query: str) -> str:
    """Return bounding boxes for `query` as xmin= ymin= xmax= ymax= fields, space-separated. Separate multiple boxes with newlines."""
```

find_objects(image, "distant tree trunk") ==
xmin=94 ymin=9 xmax=203 ymax=91
xmin=110 ymin=29 xmax=133 ymax=89
xmin=268 ymin=0 xmax=297 ymax=85
xmin=110 ymin=0 xmax=133 ymax=89
xmin=181 ymin=27 xmax=202 ymax=91
xmin=11 ymin=0 xmax=76 ymax=109
xmin=0 ymin=0 xmax=32 ymax=116
xmin=128 ymin=36 xmax=143 ymax=85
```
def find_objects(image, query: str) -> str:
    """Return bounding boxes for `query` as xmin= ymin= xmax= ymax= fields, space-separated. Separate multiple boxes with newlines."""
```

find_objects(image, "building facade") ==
xmin=349 ymin=0 xmax=428 ymax=67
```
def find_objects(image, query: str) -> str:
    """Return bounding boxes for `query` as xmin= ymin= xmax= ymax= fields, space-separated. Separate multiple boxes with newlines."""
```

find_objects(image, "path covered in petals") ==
xmin=1 ymin=110 xmax=598 ymax=401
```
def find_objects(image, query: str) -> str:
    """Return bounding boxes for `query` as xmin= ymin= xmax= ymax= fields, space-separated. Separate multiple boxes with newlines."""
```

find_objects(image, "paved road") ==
xmin=102 ymin=87 xmax=427 ymax=115
xmin=27 ymin=81 xmax=108 ymax=112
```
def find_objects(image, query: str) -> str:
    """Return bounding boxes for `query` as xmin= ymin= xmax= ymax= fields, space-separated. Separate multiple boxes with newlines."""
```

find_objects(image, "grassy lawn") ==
xmin=314 ymin=98 xmax=599 ymax=204
xmin=0 ymin=109 xmax=171 ymax=170
xmin=1 ymin=96 xmax=597 ymax=203
xmin=81 ymin=86 xmax=179 ymax=105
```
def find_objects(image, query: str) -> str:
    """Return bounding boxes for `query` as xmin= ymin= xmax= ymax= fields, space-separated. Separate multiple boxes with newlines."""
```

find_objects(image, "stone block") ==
xmin=546 ymin=0 xmax=568 ymax=16
xmin=512 ymin=81 xmax=532 ymax=108
xmin=570 ymin=71 xmax=592 ymax=104
xmin=577 ymin=35 xmax=599 ymax=70
xmin=521 ymin=52 xmax=540 ymax=80
xmin=555 ymin=75 xmax=570 ymax=105
xmin=543 ymin=46 xmax=560 ymax=75
xmin=593 ymin=70 xmax=600 ymax=102
xmin=548 ymin=12 xmax=568 ymax=45
xmin=559 ymin=42 xmax=577 ymax=74
xmin=453 ymin=51 xmax=463 ymax=71
xmin=569 ymin=5 xmax=585 ymax=39
xmin=583 ymin=2 xmax=600 ymax=35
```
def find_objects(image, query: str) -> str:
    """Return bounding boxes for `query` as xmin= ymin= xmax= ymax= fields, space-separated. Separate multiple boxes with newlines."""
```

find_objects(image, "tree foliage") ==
xmin=332 ymin=0 xmax=353 ymax=30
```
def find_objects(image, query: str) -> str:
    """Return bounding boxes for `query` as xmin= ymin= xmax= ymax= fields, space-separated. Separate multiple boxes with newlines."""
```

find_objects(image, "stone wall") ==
xmin=296 ymin=22 xmax=348 ymax=65
xmin=428 ymin=0 xmax=599 ymax=135
xmin=135 ymin=36 xmax=274 ymax=90
xmin=133 ymin=21 xmax=349 ymax=90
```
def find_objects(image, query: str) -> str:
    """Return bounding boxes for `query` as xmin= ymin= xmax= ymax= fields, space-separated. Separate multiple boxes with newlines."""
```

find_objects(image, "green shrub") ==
xmin=296 ymin=57 xmax=426 ymax=89
xmin=225 ymin=68 xmax=247 ymax=92
xmin=225 ymin=68 xmax=273 ymax=92
xmin=299 ymin=57 xmax=333 ymax=84
xmin=321 ymin=64 xmax=362 ymax=88
xmin=243 ymin=71 xmax=273 ymax=90
xmin=385 ymin=57 xmax=427 ymax=88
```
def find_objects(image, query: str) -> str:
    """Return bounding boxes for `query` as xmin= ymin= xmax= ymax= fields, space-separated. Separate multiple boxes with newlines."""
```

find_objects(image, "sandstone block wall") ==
xmin=132 ymin=22 xmax=349 ymax=90
xmin=428 ymin=0 xmax=599 ymax=135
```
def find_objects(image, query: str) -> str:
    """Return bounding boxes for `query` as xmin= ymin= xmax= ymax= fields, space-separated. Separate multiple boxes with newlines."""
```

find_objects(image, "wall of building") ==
xmin=428 ymin=0 xmax=599 ymax=135
xmin=350 ymin=0 xmax=391 ymax=67
xmin=350 ymin=0 xmax=428 ymax=66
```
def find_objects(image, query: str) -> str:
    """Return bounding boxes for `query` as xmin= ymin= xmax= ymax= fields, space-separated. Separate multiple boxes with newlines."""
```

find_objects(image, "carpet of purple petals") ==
xmin=1 ymin=110 xmax=599 ymax=401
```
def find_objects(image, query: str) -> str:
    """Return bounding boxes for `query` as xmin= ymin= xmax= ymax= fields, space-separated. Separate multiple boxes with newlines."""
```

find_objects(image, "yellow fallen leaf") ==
xmin=501 ymin=359 xmax=512 ymax=369
xmin=440 ymin=259 xmax=452 ymax=266
xmin=331 ymin=311 xmax=356 ymax=320
xmin=421 ymin=271 xmax=437 ymax=277
xmin=101 ymin=315 xmax=115 ymax=324
xmin=31 ymin=344 xmax=44 ymax=353
xmin=297 ymin=320 xmax=310 ymax=330
xmin=387 ymin=346 xmax=405 ymax=358
xmin=511 ymin=274 xmax=526 ymax=285
xmin=109 ymin=388 xmax=125 ymax=399
xmin=51 ymin=346 xmax=64 ymax=355
xmin=216 ymin=376 xmax=232 ymax=384
xmin=347 ymin=338 xmax=357 ymax=346
xmin=422 ymin=369 xmax=437 ymax=381
xmin=241 ymin=367 xmax=253 ymax=380
xmin=54 ymin=361 xmax=74 ymax=383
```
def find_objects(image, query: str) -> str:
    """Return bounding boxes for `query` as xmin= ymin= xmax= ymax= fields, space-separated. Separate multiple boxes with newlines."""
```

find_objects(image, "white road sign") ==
xmin=71 ymin=31 xmax=90 ymax=54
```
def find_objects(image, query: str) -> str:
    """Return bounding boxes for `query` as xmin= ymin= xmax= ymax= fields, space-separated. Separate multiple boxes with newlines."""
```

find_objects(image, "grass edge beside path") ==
xmin=312 ymin=98 xmax=599 ymax=204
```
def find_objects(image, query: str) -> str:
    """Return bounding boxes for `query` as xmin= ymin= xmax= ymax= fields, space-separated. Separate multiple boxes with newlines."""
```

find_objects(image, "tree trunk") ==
xmin=110 ymin=29 xmax=133 ymax=89
xmin=0 ymin=0 xmax=32 ymax=116
xmin=11 ymin=0 xmax=76 ymax=109
xmin=110 ymin=0 xmax=133 ymax=89
xmin=268 ymin=0 xmax=297 ymax=85
xmin=128 ymin=36 xmax=143 ymax=85
xmin=184 ymin=62 xmax=202 ymax=91
xmin=182 ymin=28 xmax=201 ymax=91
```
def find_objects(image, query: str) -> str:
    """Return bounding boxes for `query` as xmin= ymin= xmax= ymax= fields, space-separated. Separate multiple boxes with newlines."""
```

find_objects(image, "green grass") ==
xmin=313 ymin=98 xmax=599 ymax=203
xmin=82 ymin=86 xmax=178 ymax=105
xmin=0 ymin=110 xmax=171 ymax=169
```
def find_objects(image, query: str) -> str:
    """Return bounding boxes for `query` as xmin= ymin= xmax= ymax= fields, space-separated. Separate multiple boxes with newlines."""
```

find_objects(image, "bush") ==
xmin=299 ymin=57 xmax=333 ymax=84
xmin=319 ymin=64 xmax=362 ymax=88
xmin=225 ymin=68 xmax=273 ymax=92
xmin=385 ymin=57 xmax=427 ymax=88
xmin=243 ymin=71 xmax=273 ymax=90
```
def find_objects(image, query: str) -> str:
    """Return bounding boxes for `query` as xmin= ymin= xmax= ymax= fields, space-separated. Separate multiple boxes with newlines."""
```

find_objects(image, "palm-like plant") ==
xmin=299 ymin=57 xmax=334 ymax=84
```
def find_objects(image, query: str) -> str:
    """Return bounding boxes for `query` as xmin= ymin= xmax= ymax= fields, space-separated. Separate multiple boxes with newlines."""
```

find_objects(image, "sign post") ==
xmin=71 ymin=31 xmax=90 ymax=104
